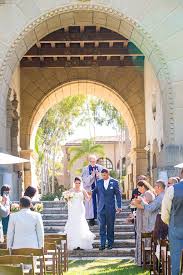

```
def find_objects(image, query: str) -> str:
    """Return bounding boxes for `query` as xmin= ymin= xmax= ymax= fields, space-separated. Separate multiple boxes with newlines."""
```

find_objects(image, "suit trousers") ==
xmin=169 ymin=229 xmax=183 ymax=275
xmin=98 ymin=206 xmax=115 ymax=247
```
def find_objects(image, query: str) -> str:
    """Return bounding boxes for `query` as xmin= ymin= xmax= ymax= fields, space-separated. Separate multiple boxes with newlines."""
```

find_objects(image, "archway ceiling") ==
xmin=21 ymin=26 xmax=144 ymax=68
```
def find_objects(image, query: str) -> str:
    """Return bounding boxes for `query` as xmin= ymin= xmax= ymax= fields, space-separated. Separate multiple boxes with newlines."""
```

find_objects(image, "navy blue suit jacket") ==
xmin=93 ymin=177 xmax=122 ymax=213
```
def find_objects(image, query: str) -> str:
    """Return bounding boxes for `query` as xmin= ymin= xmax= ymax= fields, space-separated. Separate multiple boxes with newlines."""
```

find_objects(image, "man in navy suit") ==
xmin=94 ymin=168 xmax=122 ymax=250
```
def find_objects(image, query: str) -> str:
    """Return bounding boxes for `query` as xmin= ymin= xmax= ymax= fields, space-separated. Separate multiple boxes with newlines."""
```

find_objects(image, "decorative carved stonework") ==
xmin=11 ymin=91 xmax=19 ymax=156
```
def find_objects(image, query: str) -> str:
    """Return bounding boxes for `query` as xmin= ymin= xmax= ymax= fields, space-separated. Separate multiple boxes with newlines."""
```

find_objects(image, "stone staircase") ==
xmin=42 ymin=200 xmax=135 ymax=258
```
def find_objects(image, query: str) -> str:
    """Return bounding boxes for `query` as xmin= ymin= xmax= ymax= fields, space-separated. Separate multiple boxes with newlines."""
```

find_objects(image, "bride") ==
xmin=64 ymin=176 xmax=95 ymax=250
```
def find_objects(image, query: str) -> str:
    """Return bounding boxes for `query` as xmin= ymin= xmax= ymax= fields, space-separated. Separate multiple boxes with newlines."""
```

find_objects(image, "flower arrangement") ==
xmin=62 ymin=190 xmax=74 ymax=202
xmin=33 ymin=203 xmax=43 ymax=213
xmin=11 ymin=203 xmax=20 ymax=212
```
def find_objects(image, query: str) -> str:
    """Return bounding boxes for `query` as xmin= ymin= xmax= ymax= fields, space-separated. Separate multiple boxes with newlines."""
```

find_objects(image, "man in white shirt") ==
xmin=161 ymin=169 xmax=183 ymax=275
xmin=7 ymin=196 xmax=44 ymax=249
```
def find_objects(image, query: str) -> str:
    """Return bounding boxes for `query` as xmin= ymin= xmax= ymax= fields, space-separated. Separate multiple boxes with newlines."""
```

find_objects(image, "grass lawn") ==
xmin=64 ymin=259 xmax=149 ymax=275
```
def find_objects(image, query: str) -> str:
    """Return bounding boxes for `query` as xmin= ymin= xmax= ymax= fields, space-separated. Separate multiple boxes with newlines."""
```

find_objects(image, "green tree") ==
xmin=68 ymin=139 xmax=105 ymax=169
xmin=35 ymin=95 xmax=86 ymax=194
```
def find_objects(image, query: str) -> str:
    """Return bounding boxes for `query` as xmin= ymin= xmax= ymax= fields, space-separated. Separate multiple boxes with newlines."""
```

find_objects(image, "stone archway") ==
xmin=28 ymin=80 xmax=140 ymax=150
xmin=0 ymin=1 xmax=182 ymax=192
xmin=20 ymin=78 xmax=147 ymax=190
xmin=0 ymin=1 xmax=178 ymax=151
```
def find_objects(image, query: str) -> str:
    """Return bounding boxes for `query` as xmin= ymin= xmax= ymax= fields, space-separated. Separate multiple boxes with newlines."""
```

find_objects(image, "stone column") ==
xmin=19 ymin=149 xmax=33 ymax=190
xmin=125 ymin=147 xmax=147 ymax=198
xmin=131 ymin=148 xmax=147 ymax=180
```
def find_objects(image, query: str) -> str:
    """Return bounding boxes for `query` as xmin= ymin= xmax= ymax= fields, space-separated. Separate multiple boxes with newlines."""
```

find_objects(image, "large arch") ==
xmin=0 ymin=1 xmax=180 ymax=151
xmin=29 ymin=80 xmax=138 ymax=150
xmin=0 ymin=1 xmax=183 ymax=191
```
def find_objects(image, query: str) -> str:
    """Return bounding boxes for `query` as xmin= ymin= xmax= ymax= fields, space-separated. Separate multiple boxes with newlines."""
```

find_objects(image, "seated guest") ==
xmin=7 ymin=196 xmax=44 ymax=249
xmin=161 ymin=169 xmax=183 ymax=275
xmin=24 ymin=186 xmax=37 ymax=200
xmin=130 ymin=175 xmax=147 ymax=240
xmin=167 ymin=177 xmax=178 ymax=187
xmin=1 ymin=185 xmax=11 ymax=235
xmin=134 ymin=180 xmax=165 ymax=217
xmin=131 ymin=175 xmax=147 ymax=200
xmin=134 ymin=180 xmax=166 ymax=255
xmin=0 ymin=197 xmax=9 ymax=242
xmin=131 ymin=180 xmax=155 ymax=266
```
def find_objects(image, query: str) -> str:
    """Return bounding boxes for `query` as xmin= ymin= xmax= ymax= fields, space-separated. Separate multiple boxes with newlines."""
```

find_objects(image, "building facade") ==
xmin=63 ymin=135 xmax=130 ymax=188
xmin=0 ymin=0 xmax=183 ymax=198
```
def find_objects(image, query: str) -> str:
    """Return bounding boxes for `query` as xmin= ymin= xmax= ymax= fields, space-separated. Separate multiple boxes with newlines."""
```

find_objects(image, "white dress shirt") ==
xmin=104 ymin=178 xmax=110 ymax=190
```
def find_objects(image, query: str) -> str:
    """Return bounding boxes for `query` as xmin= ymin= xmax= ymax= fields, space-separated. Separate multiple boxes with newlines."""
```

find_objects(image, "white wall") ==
xmin=144 ymin=59 xmax=164 ymax=151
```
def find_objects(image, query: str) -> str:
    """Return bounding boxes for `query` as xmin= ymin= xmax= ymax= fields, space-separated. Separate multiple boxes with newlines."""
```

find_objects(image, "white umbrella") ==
xmin=0 ymin=153 xmax=29 ymax=165
xmin=174 ymin=163 xmax=183 ymax=168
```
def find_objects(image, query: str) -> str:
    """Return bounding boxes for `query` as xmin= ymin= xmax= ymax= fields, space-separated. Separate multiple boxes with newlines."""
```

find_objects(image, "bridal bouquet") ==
xmin=62 ymin=190 xmax=74 ymax=202
xmin=11 ymin=203 xmax=20 ymax=212
xmin=33 ymin=203 xmax=43 ymax=213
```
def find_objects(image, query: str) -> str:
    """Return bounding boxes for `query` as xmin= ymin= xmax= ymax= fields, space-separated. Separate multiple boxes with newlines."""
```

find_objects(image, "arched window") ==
xmin=97 ymin=157 xmax=113 ymax=170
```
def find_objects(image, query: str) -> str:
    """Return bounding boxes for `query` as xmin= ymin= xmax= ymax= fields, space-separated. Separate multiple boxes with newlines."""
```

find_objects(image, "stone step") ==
xmin=42 ymin=200 xmax=131 ymax=208
xmin=42 ymin=218 xmax=131 ymax=225
xmin=68 ymin=248 xmax=135 ymax=257
xmin=42 ymin=207 xmax=130 ymax=214
xmin=43 ymin=222 xmax=134 ymax=232
xmin=93 ymin=239 xmax=135 ymax=248
xmin=42 ymin=212 xmax=130 ymax=220
xmin=95 ymin=232 xmax=135 ymax=240
xmin=44 ymin=227 xmax=135 ymax=239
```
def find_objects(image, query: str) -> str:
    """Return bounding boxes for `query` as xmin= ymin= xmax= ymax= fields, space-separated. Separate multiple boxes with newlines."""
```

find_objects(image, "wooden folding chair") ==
xmin=153 ymin=239 xmax=169 ymax=275
xmin=167 ymin=254 xmax=171 ymax=275
xmin=0 ymin=263 xmax=24 ymax=275
xmin=44 ymin=238 xmax=63 ymax=275
xmin=0 ymin=255 xmax=34 ymax=275
xmin=11 ymin=248 xmax=46 ymax=275
xmin=180 ymin=250 xmax=183 ymax=275
xmin=0 ymin=249 xmax=9 ymax=256
xmin=0 ymin=243 xmax=7 ymax=249
xmin=45 ymin=234 xmax=68 ymax=272
xmin=44 ymin=242 xmax=61 ymax=275
xmin=141 ymin=232 xmax=153 ymax=269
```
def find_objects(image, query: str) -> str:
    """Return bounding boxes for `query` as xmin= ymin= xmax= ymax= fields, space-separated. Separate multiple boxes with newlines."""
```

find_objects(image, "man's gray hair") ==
xmin=156 ymin=180 xmax=166 ymax=190
xmin=88 ymin=154 xmax=97 ymax=161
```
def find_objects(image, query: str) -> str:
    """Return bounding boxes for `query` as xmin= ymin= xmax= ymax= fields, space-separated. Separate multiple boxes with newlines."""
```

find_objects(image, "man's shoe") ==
xmin=89 ymin=219 xmax=95 ymax=226
xmin=107 ymin=245 xmax=113 ymax=250
xmin=99 ymin=246 xmax=105 ymax=250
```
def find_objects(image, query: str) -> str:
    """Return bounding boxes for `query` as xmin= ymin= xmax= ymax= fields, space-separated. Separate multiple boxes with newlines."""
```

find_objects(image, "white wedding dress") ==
xmin=64 ymin=191 xmax=95 ymax=250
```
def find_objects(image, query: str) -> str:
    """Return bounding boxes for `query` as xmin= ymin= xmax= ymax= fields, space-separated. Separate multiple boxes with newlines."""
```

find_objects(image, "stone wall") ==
xmin=20 ymin=66 xmax=145 ymax=152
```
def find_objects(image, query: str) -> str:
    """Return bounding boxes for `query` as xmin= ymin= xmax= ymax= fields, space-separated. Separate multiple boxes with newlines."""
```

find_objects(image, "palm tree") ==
xmin=68 ymin=139 xmax=105 ymax=169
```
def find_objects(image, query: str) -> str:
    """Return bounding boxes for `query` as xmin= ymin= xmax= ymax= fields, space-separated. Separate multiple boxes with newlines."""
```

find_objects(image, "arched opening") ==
xmin=29 ymin=81 xmax=138 ymax=151
xmin=26 ymin=80 xmax=146 ymax=197
xmin=1 ymin=5 xmax=172 ymax=196
xmin=0 ymin=4 xmax=173 ymax=154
